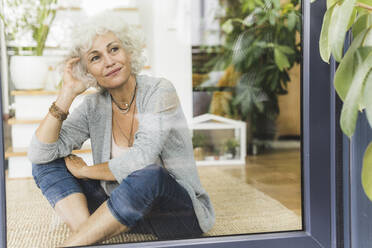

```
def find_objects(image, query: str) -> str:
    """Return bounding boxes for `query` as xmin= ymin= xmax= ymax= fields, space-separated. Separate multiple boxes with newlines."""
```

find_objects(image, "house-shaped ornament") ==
xmin=191 ymin=114 xmax=246 ymax=166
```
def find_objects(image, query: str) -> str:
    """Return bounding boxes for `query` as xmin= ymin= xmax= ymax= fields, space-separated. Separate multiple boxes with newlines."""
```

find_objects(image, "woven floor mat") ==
xmin=6 ymin=166 xmax=301 ymax=247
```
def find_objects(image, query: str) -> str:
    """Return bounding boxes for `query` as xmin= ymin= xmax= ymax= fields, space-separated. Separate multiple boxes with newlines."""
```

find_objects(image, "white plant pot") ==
xmin=10 ymin=56 xmax=50 ymax=90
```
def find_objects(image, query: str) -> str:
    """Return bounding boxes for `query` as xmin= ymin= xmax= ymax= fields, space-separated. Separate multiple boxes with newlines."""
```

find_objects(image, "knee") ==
xmin=130 ymin=164 xmax=170 ymax=201
xmin=131 ymin=164 xmax=167 ymax=187
xmin=107 ymin=165 xmax=169 ymax=227
xmin=114 ymin=164 xmax=168 ymax=201
xmin=138 ymin=164 xmax=166 ymax=178
xmin=32 ymin=158 xmax=67 ymax=186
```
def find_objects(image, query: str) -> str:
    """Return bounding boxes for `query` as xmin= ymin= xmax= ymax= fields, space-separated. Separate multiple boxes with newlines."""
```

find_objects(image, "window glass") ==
xmin=191 ymin=0 xmax=302 ymax=235
xmin=1 ymin=0 xmax=302 ymax=247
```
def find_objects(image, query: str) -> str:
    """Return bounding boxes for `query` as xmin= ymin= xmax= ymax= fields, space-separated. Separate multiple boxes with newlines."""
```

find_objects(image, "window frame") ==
xmin=0 ymin=1 xmax=338 ymax=247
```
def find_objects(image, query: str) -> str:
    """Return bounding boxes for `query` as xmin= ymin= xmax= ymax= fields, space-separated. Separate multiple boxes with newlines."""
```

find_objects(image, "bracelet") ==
xmin=49 ymin=102 xmax=69 ymax=121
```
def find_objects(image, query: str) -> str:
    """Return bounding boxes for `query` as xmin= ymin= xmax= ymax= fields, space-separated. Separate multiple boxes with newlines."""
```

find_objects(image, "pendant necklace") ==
xmin=113 ymin=103 xmax=136 ymax=147
xmin=111 ymin=81 xmax=137 ymax=114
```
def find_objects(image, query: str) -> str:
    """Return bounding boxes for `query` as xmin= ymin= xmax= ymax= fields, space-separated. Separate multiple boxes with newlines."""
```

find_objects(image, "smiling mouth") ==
xmin=106 ymin=68 xmax=121 ymax=77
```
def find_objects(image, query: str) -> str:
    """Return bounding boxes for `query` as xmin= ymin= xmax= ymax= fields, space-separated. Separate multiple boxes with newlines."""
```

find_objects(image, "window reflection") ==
xmin=190 ymin=0 xmax=302 ymax=234
xmin=2 ymin=0 xmax=302 ymax=247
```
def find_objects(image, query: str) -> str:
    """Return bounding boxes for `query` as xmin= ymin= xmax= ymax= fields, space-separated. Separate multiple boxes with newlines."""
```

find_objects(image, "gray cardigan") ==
xmin=28 ymin=75 xmax=215 ymax=233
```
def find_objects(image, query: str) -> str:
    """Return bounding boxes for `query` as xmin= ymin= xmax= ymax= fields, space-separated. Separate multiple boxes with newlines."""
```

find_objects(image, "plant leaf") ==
xmin=355 ymin=46 xmax=372 ymax=111
xmin=277 ymin=45 xmax=295 ymax=54
xmin=334 ymin=29 xmax=371 ymax=101
xmin=329 ymin=0 xmax=357 ymax=62
xmin=357 ymin=0 xmax=372 ymax=6
xmin=364 ymin=26 xmax=372 ymax=46
xmin=327 ymin=0 xmax=339 ymax=8
xmin=274 ymin=48 xmax=290 ymax=71
xmin=269 ymin=12 xmax=276 ymax=25
xmin=319 ymin=5 xmax=335 ymax=63
xmin=352 ymin=13 xmax=372 ymax=39
xmin=347 ymin=8 xmax=358 ymax=30
xmin=248 ymin=0 xmax=256 ymax=11
xmin=340 ymin=51 xmax=372 ymax=137
xmin=287 ymin=11 xmax=297 ymax=31
xmin=222 ymin=19 xmax=234 ymax=34
xmin=356 ymin=46 xmax=372 ymax=61
xmin=272 ymin=0 xmax=280 ymax=9
xmin=242 ymin=1 xmax=250 ymax=12
xmin=257 ymin=16 xmax=268 ymax=25
xmin=362 ymin=142 xmax=372 ymax=202
xmin=232 ymin=31 xmax=254 ymax=65
xmin=255 ymin=0 xmax=265 ymax=7
xmin=363 ymin=70 xmax=372 ymax=128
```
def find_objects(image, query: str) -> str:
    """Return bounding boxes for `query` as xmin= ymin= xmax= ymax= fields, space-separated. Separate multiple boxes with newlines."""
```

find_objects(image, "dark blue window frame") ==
xmin=0 ymin=1 xmax=341 ymax=247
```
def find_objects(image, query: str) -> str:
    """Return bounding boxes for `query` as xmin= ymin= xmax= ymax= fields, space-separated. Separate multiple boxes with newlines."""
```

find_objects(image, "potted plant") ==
xmin=213 ymin=146 xmax=221 ymax=160
xmin=1 ymin=0 xmax=59 ymax=90
xmin=192 ymin=133 xmax=207 ymax=161
xmin=206 ymin=0 xmax=301 ymax=153
xmin=313 ymin=0 xmax=372 ymax=200
xmin=224 ymin=138 xmax=240 ymax=159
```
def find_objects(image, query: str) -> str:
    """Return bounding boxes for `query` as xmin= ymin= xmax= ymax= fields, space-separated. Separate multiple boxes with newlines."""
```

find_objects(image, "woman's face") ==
xmin=84 ymin=32 xmax=132 ymax=90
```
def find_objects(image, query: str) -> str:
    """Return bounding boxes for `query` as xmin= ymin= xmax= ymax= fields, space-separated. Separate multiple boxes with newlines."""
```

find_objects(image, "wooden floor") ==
xmin=245 ymin=148 xmax=302 ymax=216
xmin=225 ymin=148 xmax=302 ymax=217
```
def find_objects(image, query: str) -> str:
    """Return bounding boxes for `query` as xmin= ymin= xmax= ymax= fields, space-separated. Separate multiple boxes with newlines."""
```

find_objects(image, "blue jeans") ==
xmin=32 ymin=158 xmax=202 ymax=239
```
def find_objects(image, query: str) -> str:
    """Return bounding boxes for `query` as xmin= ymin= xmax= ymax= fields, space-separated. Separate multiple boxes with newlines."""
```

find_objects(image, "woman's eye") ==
xmin=111 ymin=47 xmax=119 ymax=52
xmin=91 ymin=56 xmax=100 ymax=62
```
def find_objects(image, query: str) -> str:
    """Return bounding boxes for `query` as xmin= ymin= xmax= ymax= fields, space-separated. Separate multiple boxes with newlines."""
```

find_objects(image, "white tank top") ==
xmin=111 ymin=134 xmax=129 ymax=158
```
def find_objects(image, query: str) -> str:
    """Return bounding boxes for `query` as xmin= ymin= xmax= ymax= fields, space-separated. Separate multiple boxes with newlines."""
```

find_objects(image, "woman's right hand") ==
xmin=61 ymin=57 xmax=88 ymax=97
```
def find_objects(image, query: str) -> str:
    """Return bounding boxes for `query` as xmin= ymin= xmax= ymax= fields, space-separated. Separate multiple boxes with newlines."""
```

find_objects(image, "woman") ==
xmin=28 ymin=12 xmax=214 ymax=247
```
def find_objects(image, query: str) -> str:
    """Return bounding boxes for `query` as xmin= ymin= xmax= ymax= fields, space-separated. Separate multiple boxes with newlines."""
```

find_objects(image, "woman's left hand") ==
xmin=64 ymin=154 xmax=88 ymax=179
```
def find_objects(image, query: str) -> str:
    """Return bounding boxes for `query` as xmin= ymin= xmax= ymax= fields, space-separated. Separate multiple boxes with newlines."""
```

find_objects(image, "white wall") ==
xmin=138 ymin=0 xmax=193 ymax=124
xmin=191 ymin=0 xmax=202 ymax=46
xmin=191 ymin=0 xmax=221 ymax=47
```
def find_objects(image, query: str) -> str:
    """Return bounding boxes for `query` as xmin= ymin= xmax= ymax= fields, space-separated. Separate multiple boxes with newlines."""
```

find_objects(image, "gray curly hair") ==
xmin=64 ymin=11 xmax=146 ymax=91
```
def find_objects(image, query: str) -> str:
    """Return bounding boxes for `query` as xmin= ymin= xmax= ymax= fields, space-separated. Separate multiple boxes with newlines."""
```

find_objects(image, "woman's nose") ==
xmin=103 ymin=54 xmax=115 ymax=67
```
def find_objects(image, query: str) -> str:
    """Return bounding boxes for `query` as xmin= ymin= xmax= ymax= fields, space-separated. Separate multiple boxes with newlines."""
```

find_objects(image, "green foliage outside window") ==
xmin=209 ymin=0 xmax=301 ymax=140
xmin=313 ymin=0 xmax=372 ymax=200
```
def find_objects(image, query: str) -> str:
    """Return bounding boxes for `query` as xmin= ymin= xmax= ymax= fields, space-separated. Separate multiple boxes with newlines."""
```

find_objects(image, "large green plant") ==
xmin=1 ymin=0 xmax=58 ymax=55
xmin=314 ymin=0 xmax=372 ymax=200
xmin=211 ymin=0 xmax=301 ymax=140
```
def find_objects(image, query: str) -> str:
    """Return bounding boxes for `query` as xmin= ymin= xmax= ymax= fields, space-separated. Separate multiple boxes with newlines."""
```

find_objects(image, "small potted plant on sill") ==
xmin=1 ymin=0 xmax=58 ymax=90
xmin=213 ymin=146 xmax=221 ymax=160
xmin=224 ymin=138 xmax=240 ymax=159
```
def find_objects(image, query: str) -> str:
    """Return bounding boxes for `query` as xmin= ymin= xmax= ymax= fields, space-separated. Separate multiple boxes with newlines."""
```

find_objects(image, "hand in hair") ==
xmin=62 ymin=57 xmax=89 ymax=97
